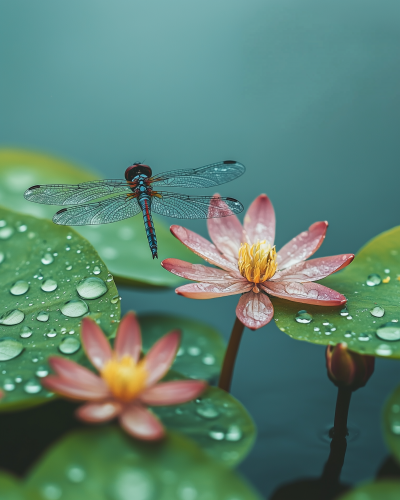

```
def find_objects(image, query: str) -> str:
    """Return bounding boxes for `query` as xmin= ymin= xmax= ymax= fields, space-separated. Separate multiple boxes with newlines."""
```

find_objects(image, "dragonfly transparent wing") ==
xmin=151 ymin=192 xmax=244 ymax=219
xmin=24 ymin=180 xmax=131 ymax=205
xmin=52 ymin=194 xmax=141 ymax=225
xmin=149 ymin=161 xmax=245 ymax=188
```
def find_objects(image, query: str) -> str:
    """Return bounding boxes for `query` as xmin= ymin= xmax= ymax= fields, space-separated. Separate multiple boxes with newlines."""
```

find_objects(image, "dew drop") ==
xmin=375 ymin=344 xmax=392 ymax=356
xmin=391 ymin=420 xmax=400 ymax=435
xmin=46 ymin=329 xmax=57 ymax=338
xmin=376 ymin=323 xmax=400 ymax=341
xmin=41 ymin=253 xmax=54 ymax=265
xmin=37 ymin=311 xmax=49 ymax=322
xmin=209 ymin=426 xmax=225 ymax=440
xmin=3 ymin=378 xmax=15 ymax=391
xmin=41 ymin=484 xmax=61 ymax=500
xmin=111 ymin=295 xmax=120 ymax=304
xmin=61 ymin=299 xmax=88 ymax=318
xmin=66 ymin=234 xmax=72 ymax=240
xmin=366 ymin=274 xmax=381 ymax=286
xmin=20 ymin=326 xmax=33 ymax=338
xmin=195 ymin=402 xmax=220 ymax=419
xmin=66 ymin=265 xmax=72 ymax=271
xmin=66 ymin=465 xmax=86 ymax=483
xmin=358 ymin=333 xmax=371 ymax=342
xmin=344 ymin=331 xmax=354 ymax=338
xmin=370 ymin=306 xmax=385 ymax=318
xmin=295 ymin=310 xmax=313 ymax=324
xmin=14 ymin=376 xmax=22 ymax=383
xmin=59 ymin=337 xmax=81 ymax=354
xmin=188 ymin=346 xmax=201 ymax=356
xmin=0 ymin=252 xmax=4 ymax=264
xmin=176 ymin=347 xmax=184 ymax=356
xmin=93 ymin=266 xmax=101 ymax=275
xmin=0 ymin=226 xmax=14 ymax=239
xmin=10 ymin=280 xmax=29 ymax=296
xmin=76 ymin=277 xmax=107 ymax=299
xmin=340 ymin=307 xmax=349 ymax=317
xmin=36 ymin=366 xmax=49 ymax=377
xmin=314 ymin=327 xmax=320 ymax=332
xmin=23 ymin=378 xmax=42 ymax=394
xmin=0 ymin=309 xmax=25 ymax=325
xmin=202 ymin=354 xmax=215 ymax=365
xmin=17 ymin=224 xmax=27 ymax=232
xmin=41 ymin=279 xmax=58 ymax=292
xmin=225 ymin=425 xmax=243 ymax=441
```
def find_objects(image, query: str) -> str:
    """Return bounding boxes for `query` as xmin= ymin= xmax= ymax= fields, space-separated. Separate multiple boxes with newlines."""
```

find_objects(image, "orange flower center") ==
xmin=101 ymin=355 xmax=148 ymax=402
xmin=238 ymin=241 xmax=277 ymax=292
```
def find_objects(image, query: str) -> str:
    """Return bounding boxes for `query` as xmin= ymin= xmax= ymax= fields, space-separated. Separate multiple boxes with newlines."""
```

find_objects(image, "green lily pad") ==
xmin=18 ymin=427 xmax=262 ymax=500
xmin=139 ymin=314 xmax=226 ymax=382
xmin=0 ymin=205 xmax=120 ymax=411
xmin=273 ymin=226 xmax=400 ymax=358
xmin=0 ymin=148 xmax=197 ymax=288
xmin=338 ymin=481 xmax=400 ymax=500
xmin=383 ymin=383 xmax=400 ymax=466
xmin=152 ymin=384 xmax=256 ymax=468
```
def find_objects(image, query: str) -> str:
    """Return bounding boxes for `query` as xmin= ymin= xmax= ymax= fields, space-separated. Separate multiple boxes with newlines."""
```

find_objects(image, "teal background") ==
xmin=1 ymin=1 xmax=400 ymax=496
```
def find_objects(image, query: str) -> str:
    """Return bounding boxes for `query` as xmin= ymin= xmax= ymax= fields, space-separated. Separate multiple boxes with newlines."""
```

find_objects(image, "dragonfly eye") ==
xmin=125 ymin=164 xmax=152 ymax=181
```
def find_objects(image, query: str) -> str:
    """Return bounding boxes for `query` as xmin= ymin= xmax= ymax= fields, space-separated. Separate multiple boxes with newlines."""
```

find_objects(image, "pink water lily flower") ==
xmin=162 ymin=194 xmax=354 ymax=330
xmin=43 ymin=312 xmax=207 ymax=440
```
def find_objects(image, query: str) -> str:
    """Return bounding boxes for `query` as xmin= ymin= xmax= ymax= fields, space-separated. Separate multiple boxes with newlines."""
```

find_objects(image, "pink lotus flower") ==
xmin=43 ymin=312 xmax=207 ymax=440
xmin=162 ymin=194 xmax=354 ymax=330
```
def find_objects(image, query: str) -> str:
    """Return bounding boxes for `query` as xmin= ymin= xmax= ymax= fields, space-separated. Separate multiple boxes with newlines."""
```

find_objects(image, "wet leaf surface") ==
xmin=273 ymin=226 xmax=400 ymax=358
xmin=139 ymin=314 xmax=226 ymax=382
xmin=0 ymin=149 xmax=197 ymax=288
xmin=2 ymin=426 xmax=262 ymax=500
xmin=0 ymin=206 xmax=120 ymax=411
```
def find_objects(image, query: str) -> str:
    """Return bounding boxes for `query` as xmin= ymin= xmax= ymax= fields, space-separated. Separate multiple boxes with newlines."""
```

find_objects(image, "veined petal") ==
xmin=139 ymin=380 xmax=207 ymax=406
xmin=114 ymin=311 xmax=142 ymax=362
xmin=271 ymin=254 xmax=354 ymax=282
xmin=144 ymin=330 xmax=181 ymax=386
xmin=170 ymin=225 xmax=237 ymax=272
xmin=162 ymin=258 xmax=244 ymax=283
xmin=277 ymin=221 xmax=328 ymax=269
xmin=236 ymin=291 xmax=274 ymax=330
xmin=81 ymin=317 xmax=113 ymax=371
xmin=76 ymin=400 xmax=122 ymax=422
xmin=176 ymin=281 xmax=253 ymax=299
xmin=48 ymin=356 xmax=104 ymax=386
xmin=244 ymin=194 xmax=276 ymax=246
xmin=207 ymin=194 xmax=245 ymax=261
xmin=263 ymin=281 xmax=346 ymax=306
xmin=42 ymin=375 xmax=110 ymax=401
xmin=119 ymin=403 xmax=165 ymax=441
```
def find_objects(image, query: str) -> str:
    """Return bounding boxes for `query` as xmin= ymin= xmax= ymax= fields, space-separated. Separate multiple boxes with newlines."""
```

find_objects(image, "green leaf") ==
xmin=383 ymin=383 xmax=400 ymax=467
xmin=20 ymin=426 xmax=262 ymax=500
xmin=273 ymin=226 xmax=400 ymax=358
xmin=0 ymin=148 xmax=197 ymax=288
xmin=152 ymin=383 xmax=256 ymax=468
xmin=0 ymin=473 xmax=24 ymax=500
xmin=0 ymin=206 xmax=120 ymax=411
xmin=338 ymin=481 xmax=400 ymax=500
xmin=139 ymin=314 xmax=226 ymax=382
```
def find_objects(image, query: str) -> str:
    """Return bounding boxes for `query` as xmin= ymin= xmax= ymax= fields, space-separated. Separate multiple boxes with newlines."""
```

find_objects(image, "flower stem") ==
xmin=333 ymin=387 xmax=352 ymax=438
xmin=218 ymin=317 xmax=245 ymax=392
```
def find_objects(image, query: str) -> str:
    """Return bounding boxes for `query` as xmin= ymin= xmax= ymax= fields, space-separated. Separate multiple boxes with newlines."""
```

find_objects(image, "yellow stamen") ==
xmin=383 ymin=276 xmax=390 ymax=283
xmin=101 ymin=355 xmax=148 ymax=402
xmin=238 ymin=240 xmax=277 ymax=287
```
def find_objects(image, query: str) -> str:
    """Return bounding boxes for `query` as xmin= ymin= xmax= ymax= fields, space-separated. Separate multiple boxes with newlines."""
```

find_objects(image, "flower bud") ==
xmin=326 ymin=343 xmax=375 ymax=391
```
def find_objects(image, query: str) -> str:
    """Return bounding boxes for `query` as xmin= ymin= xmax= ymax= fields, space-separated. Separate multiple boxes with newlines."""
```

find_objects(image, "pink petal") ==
xmin=119 ymin=403 xmax=165 ymax=441
xmin=139 ymin=380 xmax=207 ymax=406
xmin=162 ymin=258 xmax=244 ymax=283
xmin=81 ymin=317 xmax=113 ymax=371
xmin=114 ymin=311 xmax=142 ymax=362
xmin=277 ymin=221 xmax=328 ymax=269
xmin=263 ymin=281 xmax=346 ymax=306
xmin=76 ymin=400 xmax=122 ymax=422
xmin=176 ymin=281 xmax=253 ymax=299
xmin=144 ymin=330 xmax=181 ymax=386
xmin=170 ymin=225 xmax=237 ymax=272
xmin=48 ymin=356 xmax=105 ymax=386
xmin=271 ymin=254 xmax=354 ymax=282
xmin=244 ymin=194 xmax=276 ymax=246
xmin=207 ymin=194 xmax=245 ymax=261
xmin=42 ymin=375 xmax=110 ymax=401
xmin=236 ymin=291 xmax=274 ymax=330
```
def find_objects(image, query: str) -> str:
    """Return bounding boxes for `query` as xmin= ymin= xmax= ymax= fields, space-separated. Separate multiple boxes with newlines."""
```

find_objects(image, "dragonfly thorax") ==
xmin=125 ymin=164 xmax=152 ymax=181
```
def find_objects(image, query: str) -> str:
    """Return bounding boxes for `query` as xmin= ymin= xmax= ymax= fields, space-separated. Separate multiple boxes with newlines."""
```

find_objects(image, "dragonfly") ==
xmin=24 ymin=160 xmax=245 ymax=259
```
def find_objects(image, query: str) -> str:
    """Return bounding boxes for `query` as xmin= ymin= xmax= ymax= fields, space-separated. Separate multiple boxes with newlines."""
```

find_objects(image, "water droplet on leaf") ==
xmin=41 ymin=253 xmax=54 ymax=265
xmin=202 ymin=354 xmax=215 ymax=365
xmin=295 ymin=310 xmax=313 ymax=324
xmin=59 ymin=337 xmax=81 ymax=354
xmin=46 ymin=329 xmax=57 ymax=338
xmin=20 ymin=326 xmax=33 ymax=338
xmin=0 ymin=226 xmax=14 ymax=239
xmin=370 ymin=306 xmax=385 ymax=318
xmin=376 ymin=323 xmax=400 ymax=341
xmin=375 ymin=344 xmax=392 ymax=356
xmin=3 ymin=378 xmax=15 ymax=391
xmin=340 ymin=307 xmax=349 ymax=317
xmin=188 ymin=346 xmax=201 ymax=356
xmin=76 ymin=277 xmax=107 ymax=299
xmin=23 ymin=378 xmax=42 ymax=394
xmin=225 ymin=425 xmax=243 ymax=441
xmin=41 ymin=279 xmax=58 ymax=292
xmin=195 ymin=402 xmax=220 ymax=419
xmin=209 ymin=426 xmax=225 ymax=440
xmin=93 ymin=266 xmax=101 ymax=275
xmin=61 ymin=300 xmax=88 ymax=317
xmin=66 ymin=465 xmax=86 ymax=483
xmin=10 ymin=280 xmax=29 ymax=296
xmin=358 ymin=333 xmax=371 ymax=342
xmin=37 ymin=311 xmax=49 ymax=322
xmin=366 ymin=274 xmax=381 ymax=286
xmin=36 ymin=366 xmax=49 ymax=377
xmin=0 ymin=309 xmax=25 ymax=325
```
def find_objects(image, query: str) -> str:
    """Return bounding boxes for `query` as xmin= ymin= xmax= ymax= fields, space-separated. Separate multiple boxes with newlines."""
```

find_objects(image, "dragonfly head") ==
xmin=125 ymin=163 xmax=152 ymax=181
